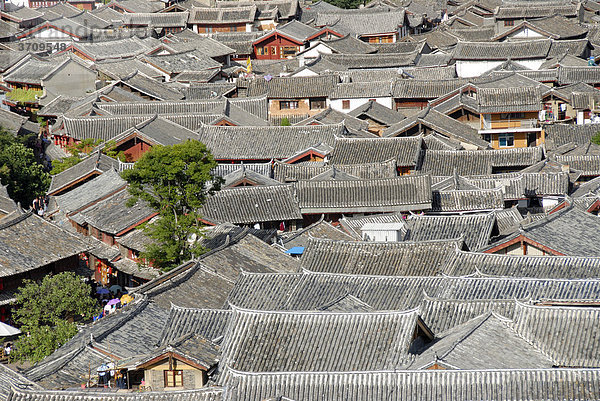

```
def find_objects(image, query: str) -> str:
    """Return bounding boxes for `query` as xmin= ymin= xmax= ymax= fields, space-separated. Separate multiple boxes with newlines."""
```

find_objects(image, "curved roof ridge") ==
xmin=229 ymin=303 xmax=421 ymax=316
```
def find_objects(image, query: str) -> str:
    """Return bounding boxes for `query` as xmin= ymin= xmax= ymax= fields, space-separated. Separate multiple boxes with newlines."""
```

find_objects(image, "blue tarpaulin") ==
xmin=285 ymin=246 xmax=305 ymax=255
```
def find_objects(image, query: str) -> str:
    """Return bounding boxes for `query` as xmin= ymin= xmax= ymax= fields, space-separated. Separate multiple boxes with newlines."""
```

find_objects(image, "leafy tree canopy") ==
xmin=121 ymin=140 xmax=221 ymax=270
xmin=592 ymin=132 xmax=600 ymax=146
xmin=50 ymin=155 xmax=82 ymax=175
xmin=322 ymin=0 xmax=363 ymax=9
xmin=104 ymin=140 xmax=127 ymax=162
xmin=280 ymin=117 xmax=291 ymax=126
xmin=11 ymin=272 xmax=98 ymax=363
xmin=0 ymin=129 xmax=50 ymax=206
xmin=67 ymin=138 xmax=102 ymax=156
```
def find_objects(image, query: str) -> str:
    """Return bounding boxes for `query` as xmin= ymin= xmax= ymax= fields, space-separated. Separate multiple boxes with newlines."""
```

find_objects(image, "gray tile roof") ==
xmin=213 ymin=162 xmax=272 ymax=178
xmin=227 ymin=270 xmax=600 ymax=316
xmin=294 ymin=107 xmax=370 ymax=134
xmin=452 ymin=39 xmax=552 ymax=60
xmin=227 ymin=271 xmax=442 ymax=311
xmin=572 ymin=175 xmax=600 ymax=198
xmin=74 ymin=188 xmax=156 ymax=235
xmin=9 ymin=386 xmax=223 ymax=400
xmin=476 ymin=86 xmax=542 ymax=113
xmin=3 ymin=56 xmax=67 ymax=85
xmin=121 ymin=11 xmax=189 ymax=28
xmin=159 ymin=306 xmax=231 ymax=345
xmin=431 ymin=188 xmax=505 ymax=212
xmin=1 ymin=5 xmax=44 ymax=22
xmin=183 ymin=83 xmax=236 ymax=99
xmin=453 ymin=172 xmax=571 ymax=200
xmin=497 ymin=15 xmax=588 ymax=40
xmin=329 ymin=136 xmax=422 ymax=166
xmin=197 ymin=124 xmax=344 ymax=160
xmin=419 ymin=296 xmax=519 ymax=334
xmin=555 ymin=155 xmax=600 ymax=176
xmin=221 ymin=165 xmax=279 ymax=187
xmin=384 ymin=109 xmax=489 ymax=149
xmin=267 ymin=19 xmax=319 ymax=42
xmin=392 ymin=78 xmax=466 ymax=98
xmin=408 ymin=312 xmax=555 ymax=370
xmin=495 ymin=3 xmax=579 ymax=18
xmin=109 ymin=115 xmax=200 ymax=146
xmin=319 ymin=34 xmax=377 ymax=54
xmin=142 ymin=50 xmax=222 ymax=75
xmin=0 ymin=108 xmax=27 ymax=135
xmin=189 ymin=5 xmax=256 ymax=24
xmin=273 ymin=159 xmax=397 ymax=182
xmin=198 ymin=233 xmax=299 ymax=281
xmin=301 ymin=237 xmax=460 ymax=276
xmin=209 ymin=31 xmax=264 ymax=55
xmin=96 ymin=96 xmax=268 ymax=120
xmin=330 ymin=80 xmax=392 ymax=99
xmin=219 ymin=307 xmax=422 ymax=378
xmin=511 ymin=301 xmax=600 ymax=367
xmin=119 ymin=71 xmax=184 ymax=101
xmin=108 ymin=0 xmax=164 ymax=13
xmin=314 ymin=9 xmax=407 ymax=36
xmin=280 ymin=218 xmax=355 ymax=249
xmin=226 ymin=368 xmax=600 ymax=401
xmin=557 ymin=66 xmax=600 ymax=85
xmin=417 ymin=147 xmax=544 ymax=176
xmin=51 ymin=168 xmax=127 ymax=215
xmin=162 ymin=33 xmax=235 ymax=59
xmin=25 ymin=298 xmax=166 ymax=387
xmin=320 ymin=52 xmax=419 ymax=69
xmin=339 ymin=65 xmax=457 ymax=82
xmin=216 ymin=0 xmax=299 ymax=20
xmin=48 ymin=152 xmax=120 ymax=195
xmin=95 ymin=58 xmax=161 ymax=80
xmin=60 ymin=115 xmax=150 ymax=142
xmin=136 ymin=263 xmax=235 ymax=310
xmin=202 ymin=185 xmax=302 ymax=224
xmin=294 ymin=175 xmax=432 ymax=213
xmin=545 ymin=123 xmax=600 ymax=150
xmin=0 ymin=364 xmax=42 ymax=401
xmin=246 ymin=74 xmax=339 ymax=98
xmin=445 ymin=249 xmax=600 ymax=278
xmin=489 ymin=206 xmax=600 ymax=257
xmin=403 ymin=213 xmax=496 ymax=251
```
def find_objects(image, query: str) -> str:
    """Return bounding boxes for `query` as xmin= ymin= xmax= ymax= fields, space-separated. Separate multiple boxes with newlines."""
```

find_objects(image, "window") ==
xmin=270 ymin=46 xmax=277 ymax=55
xmin=504 ymin=20 xmax=514 ymax=26
xmin=482 ymin=133 xmax=492 ymax=143
xmin=500 ymin=112 xmax=525 ymax=119
xmin=164 ymin=370 xmax=183 ymax=387
xmin=280 ymin=100 xmax=298 ymax=110
xmin=498 ymin=133 xmax=514 ymax=148
xmin=257 ymin=47 xmax=266 ymax=56
xmin=342 ymin=100 xmax=350 ymax=109
xmin=310 ymin=97 xmax=326 ymax=110
xmin=280 ymin=46 xmax=298 ymax=58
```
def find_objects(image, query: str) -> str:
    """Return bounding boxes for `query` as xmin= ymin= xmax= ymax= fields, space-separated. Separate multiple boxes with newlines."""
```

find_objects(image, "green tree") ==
xmin=50 ymin=138 xmax=106 ymax=175
xmin=11 ymin=272 xmax=98 ymax=363
xmin=280 ymin=117 xmax=291 ymax=126
xmin=67 ymin=138 xmax=102 ymax=155
xmin=0 ymin=130 xmax=50 ymax=206
xmin=592 ymin=132 xmax=600 ymax=146
xmin=50 ymin=156 xmax=83 ymax=175
xmin=104 ymin=140 xmax=127 ymax=162
xmin=322 ymin=0 xmax=362 ymax=8
xmin=121 ymin=140 xmax=221 ymax=271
